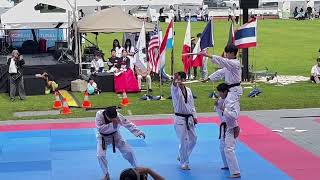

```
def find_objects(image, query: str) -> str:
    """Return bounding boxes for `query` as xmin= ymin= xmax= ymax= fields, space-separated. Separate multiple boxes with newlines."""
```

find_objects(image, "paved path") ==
xmin=1 ymin=108 xmax=320 ymax=157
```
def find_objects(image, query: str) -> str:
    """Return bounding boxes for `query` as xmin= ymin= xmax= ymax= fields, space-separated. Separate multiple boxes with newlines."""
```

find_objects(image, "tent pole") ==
xmin=73 ymin=0 xmax=79 ymax=64
xmin=67 ymin=11 xmax=71 ymax=49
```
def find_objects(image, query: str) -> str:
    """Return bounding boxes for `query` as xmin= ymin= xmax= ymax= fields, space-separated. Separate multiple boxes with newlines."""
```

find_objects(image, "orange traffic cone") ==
xmin=120 ymin=91 xmax=130 ymax=106
xmin=61 ymin=98 xmax=71 ymax=115
xmin=53 ymin=91 xmax=62 ymax=109
xmin=82 ymin=92 xmax=92 ymax=109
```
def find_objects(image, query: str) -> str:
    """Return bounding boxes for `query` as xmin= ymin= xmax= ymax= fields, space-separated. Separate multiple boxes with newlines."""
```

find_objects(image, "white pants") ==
xmin=137 ymin=75 xmax=152 ymax=90
xmin=96 ymin=132 xmax=137 ymax=175
xmin=200 ymin=57 xmax=208 ymax=79
xmin=227 ymin=87 xmax=243 ymax=102
xmin=220 ymin=128 xmax=240 ymax=175
xmin=174 ymin=116 xmax=197 ymax=166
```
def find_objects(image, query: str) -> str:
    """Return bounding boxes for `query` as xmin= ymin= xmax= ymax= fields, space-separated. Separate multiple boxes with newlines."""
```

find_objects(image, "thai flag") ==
xmin=234 ymin=19 xmax=257 ymax=49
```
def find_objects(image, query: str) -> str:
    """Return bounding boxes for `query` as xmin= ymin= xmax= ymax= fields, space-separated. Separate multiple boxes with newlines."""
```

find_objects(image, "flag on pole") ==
xmin=159 ymin=20 xmax=173 ymax=68
xmin=192 ymin=20 xmax=214 ymax=62
xmin=148 ymin=25 xmax=161 ymax=73
xmin=234 ymin=18 xmax=257 ymax=49
xmin=200 ymin=20 xmax=214 ymax=50
xmin=134 ymin=22 xmax=148 ymax=71
xmin=222 ymin=22 xmax=235 ymax=57
xmin=181 ymin=20 xmax=191 ymax=73
xmin=166 ymin=20 xmax=174 ymax=49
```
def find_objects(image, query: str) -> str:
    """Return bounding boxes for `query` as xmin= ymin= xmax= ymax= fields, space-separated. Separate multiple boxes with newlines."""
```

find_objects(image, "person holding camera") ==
xmin=7 ymin=50 xmax=26 ymax=102
xmin=120 ymin=167 xmax=165 ymax=180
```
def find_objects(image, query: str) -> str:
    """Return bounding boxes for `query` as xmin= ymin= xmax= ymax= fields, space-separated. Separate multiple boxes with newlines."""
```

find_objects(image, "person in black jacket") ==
xmin=107 ymin=49 xmax=120 ymax=70
xmin=7 ymin=50 xmax=26 ymax=101
xmin=118 ymin=49 xmax=131 ymax=70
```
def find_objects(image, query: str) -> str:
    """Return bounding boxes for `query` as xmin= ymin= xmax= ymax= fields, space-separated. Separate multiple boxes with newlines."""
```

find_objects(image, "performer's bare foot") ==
xmin=181 ymin=165 xmax=191 ymax=170
xmin=228 ymin=173 xmax=241 ymax=178
xmin=102 ymin=173 xmax=110 ymax=180
xmin=221 ymin=167 xmax=229 ymax=170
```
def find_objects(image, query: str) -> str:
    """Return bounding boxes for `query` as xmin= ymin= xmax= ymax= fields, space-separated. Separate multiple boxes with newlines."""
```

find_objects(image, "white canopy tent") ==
xmin=0 ymin=0 xmax=106 ymax=29
xmin=0 ymin=0 xmax=14 ymax=16
xmin=1 ymin=0 xmax=69 ymax=29
xmin=98 ymin=0 xmax=203 ymax=6
xmin=0 ymin=0 xmax=13 ymax=8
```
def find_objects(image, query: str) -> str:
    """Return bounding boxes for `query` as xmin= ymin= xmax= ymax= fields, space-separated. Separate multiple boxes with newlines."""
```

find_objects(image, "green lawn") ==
xmin=89 ymin=19 xmax=320 ymax=76
xmin=1 ymin=19 xmax=319 ymax=121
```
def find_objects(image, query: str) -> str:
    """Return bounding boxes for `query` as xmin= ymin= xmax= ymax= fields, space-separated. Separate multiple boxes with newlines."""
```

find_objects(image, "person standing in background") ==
xmin=112 ymin=39 xmax=123 ymax=58
xmin=7 ymin=50 xmax=26 ymax=102
xmin=124 ymin=39 xmax=136 ymax=70
xmin=234 ymin=8 xmax=240 ymax=24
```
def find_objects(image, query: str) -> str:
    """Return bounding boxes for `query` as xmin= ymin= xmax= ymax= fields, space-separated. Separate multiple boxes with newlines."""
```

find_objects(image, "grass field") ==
xmin=0 ymin=19 xmax=319 ymax=121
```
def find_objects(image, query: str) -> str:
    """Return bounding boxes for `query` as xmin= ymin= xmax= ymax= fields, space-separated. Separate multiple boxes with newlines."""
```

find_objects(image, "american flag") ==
xmin=148 ymin=25 xmax=161 ymax=73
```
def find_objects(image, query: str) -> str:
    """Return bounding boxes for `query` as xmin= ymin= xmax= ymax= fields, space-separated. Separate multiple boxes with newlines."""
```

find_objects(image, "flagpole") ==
xmin=170 ymin=19 xmax=174 ymax=76
xmin=157 ymin=20 xmax=165 ymax=100
xmin=211 ymin=18 xmax=216 ymax=98
xmin=187 ymin=18 xmax=194 ymax=94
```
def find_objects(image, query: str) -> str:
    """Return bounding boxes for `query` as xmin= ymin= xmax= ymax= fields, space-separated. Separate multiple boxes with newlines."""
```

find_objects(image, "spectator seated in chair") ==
xmin=35 ymin=72 xmax=58 ymax=95
xmin=90 ymin=52 xmax=105 ymax=75
xmin=136 ymin=65 xmax=152 ymax=92
xmin=310 ymin=57 xmax=320 ymax=84
xmin=113 ymin=52 xmax=140 ymax=93
xmin=106 ymin=49 xmax=120 ymax=71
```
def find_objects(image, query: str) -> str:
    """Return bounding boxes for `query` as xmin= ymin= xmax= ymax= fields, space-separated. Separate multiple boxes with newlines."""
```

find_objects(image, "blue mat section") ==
xmin=0 ymin=124 xmax=291 ymax=180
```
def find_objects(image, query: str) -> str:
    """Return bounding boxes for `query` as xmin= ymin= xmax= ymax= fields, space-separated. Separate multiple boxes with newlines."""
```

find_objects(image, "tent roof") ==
xmin=1 ymin=0 xmax=69 ymax=29
xmin=78 ymin=7 xmax=154 ymax=33
xmin=98 ymin=0 xmax=203 ymax=6
xmin=0 ymin=0 xmax=103 ymax=29
xmin=0 ymin=0 xmax=13 ymax=8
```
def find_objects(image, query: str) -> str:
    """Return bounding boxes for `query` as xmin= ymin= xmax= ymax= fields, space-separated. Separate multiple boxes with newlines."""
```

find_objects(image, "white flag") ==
xmin=192 ymin=37 xmax=201 ymax=60
xmin=134 ymin=22 xmax=147 ymax=71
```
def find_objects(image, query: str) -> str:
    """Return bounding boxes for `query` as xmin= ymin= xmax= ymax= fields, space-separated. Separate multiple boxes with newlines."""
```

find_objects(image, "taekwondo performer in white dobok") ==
xmin=196 ymin=44 xmax=242 ymax=178
xmin=200 ymin=44 xmax=243 ymax=104
xmin=215 ymin=83 xmax=241 ymax=178
xmin=171 ymin=71 xmax=198 ymax=170
xmin=95 ymin=106 xmax=146 ymax=180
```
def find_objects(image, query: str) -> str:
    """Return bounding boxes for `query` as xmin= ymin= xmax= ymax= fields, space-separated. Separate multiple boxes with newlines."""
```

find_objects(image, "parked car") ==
xmin=204 ymin=0 xmax=226 ymax=8
xmin=223 ymin=0 xmax=239 ymax=8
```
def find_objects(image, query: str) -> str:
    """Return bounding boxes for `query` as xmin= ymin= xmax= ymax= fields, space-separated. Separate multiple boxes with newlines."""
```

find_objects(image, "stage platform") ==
xmin=0 ymin=116 xmax=319 ymax=180
xmin=0 ymin=53 xmax=79 ymax=93
xmin=0 ymin=53 xmax=59 ymax=66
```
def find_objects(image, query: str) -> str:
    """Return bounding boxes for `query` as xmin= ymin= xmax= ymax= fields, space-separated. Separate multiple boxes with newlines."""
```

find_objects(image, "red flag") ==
xmin=181 ymin=20 xmax=191 ymax=73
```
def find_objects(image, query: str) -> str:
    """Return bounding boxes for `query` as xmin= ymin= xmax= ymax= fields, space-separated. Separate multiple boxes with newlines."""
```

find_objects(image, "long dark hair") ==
xmin=113 ymin=39 xmax=121 ymax=49
xmin=124 ymin=39 xmax=132 ymax=51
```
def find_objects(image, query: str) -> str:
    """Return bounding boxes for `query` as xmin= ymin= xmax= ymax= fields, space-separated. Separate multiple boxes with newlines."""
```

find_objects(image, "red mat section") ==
xmin=316 ymin=118 xmax=320 ymax=124
xmin=1 ymin=116 xmax=320 ymax=180
xmin=239 ymin=116 xmax=320 ymax=180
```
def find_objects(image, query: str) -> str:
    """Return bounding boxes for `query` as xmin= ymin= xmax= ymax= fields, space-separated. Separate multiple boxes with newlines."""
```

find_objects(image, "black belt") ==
xmin=100 ymin=131 xmax=117 ymax=153
xmin=219 ymin=122 xmax=227 ymax=139
xmin=228 ymin=83 xmax=241 ymax=88
xmin=175 ymin=113 xmax=194 ymax=130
